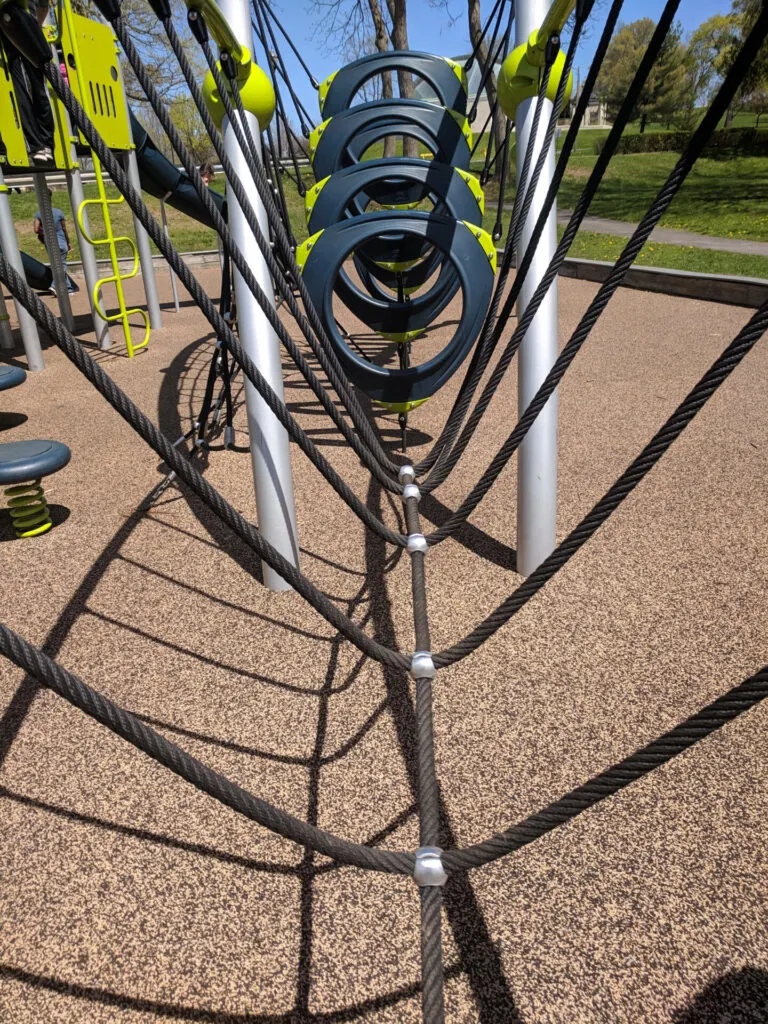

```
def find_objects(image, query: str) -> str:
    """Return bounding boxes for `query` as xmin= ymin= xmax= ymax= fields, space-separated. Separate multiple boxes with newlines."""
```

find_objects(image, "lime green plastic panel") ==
xmin=60 ymin=6 xmax=133 ymax=151
xmin=0 ymin=41 xmax=27 ymax=168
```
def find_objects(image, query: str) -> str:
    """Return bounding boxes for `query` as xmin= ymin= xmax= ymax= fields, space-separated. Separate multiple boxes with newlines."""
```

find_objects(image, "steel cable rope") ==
xmin=468 ymin=0 xmax=507 ymax=126
xmin=246 ymin=2 xmax=306 ymax=194
xmin=428 ymin=289 xmax=768 ymax=669
xmin=161 ymin=15 xmax=399 ymax=477
xmin=0 ymin=619 xmax=413 ymax=874
xmin=403 ymin=495 xmax=444 ymax=1022
xmin=117 ymin=19 xmax=394 ymax=485
xmin=42 ymin=65 xmax=406 ymax=551
xmin=141 ymin=16 xmax=403 ymax=484
xmin=61 ymin=42 xmax=402 ymax=546
xmin=253 ymin=0 xmax=315 ymax=136
xmin=464 ymin=0 xmax=506 ymax=72
xmin=421 ymin=3 xmax=763 ymax=548
xmin=414 ymin=0 xmax=608 ymax=485
xmin=0 ymin=255 xmax=409 ymax=669
xmin=414 ymin=17 xmax=586 ymax=483
xmin=140 ymin=12 xmax=399 ymax=480
xmin=413 ymin=37 xmax=565 ymax=482
xmin=258 ymin=0 xmax=319 ymax=89
xmin=441 ymin=662 xmax=768 ymax=873
xmin=414 ymin=0 xmax=673 ymax=494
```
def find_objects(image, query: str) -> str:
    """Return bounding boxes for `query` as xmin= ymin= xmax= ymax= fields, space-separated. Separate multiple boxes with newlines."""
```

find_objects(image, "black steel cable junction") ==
xmin=1 ymin=6 xmax=767 ymax=1019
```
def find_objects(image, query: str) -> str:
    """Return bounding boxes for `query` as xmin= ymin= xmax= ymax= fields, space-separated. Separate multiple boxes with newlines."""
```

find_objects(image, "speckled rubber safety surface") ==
xmin=0 ymin=268 xmax=767 ymax=1023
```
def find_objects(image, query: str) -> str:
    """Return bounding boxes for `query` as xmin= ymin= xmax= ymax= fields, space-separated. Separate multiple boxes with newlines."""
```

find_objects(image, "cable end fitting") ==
xmin=406 ymin=533 xmax=427 ymax=556
xmin=410 ymin=651 xmax=435 ymax=680
xmin=413 ymin=846 xmax=447 ymax=887
xmin=402 ymin=483 xmax=421 ymax=503
xmin=398 ymin=464 xmax=416 ymax=485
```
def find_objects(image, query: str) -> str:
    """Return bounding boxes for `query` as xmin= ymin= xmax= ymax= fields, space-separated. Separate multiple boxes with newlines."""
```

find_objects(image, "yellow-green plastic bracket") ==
xmin=442 ymin=56 xmax=468 ymax=94
xmin=374 ymin=397 xmax=429 ymax=413
xmin=317 ymin=68 xmax=338 ymax=116
xmin=447 ymin=108 xmax=473 ymax=151
xmin=498 ymin=0 xmax=575 ymax=116
xmin=463 ymin=221 xmax=497 ymax=272
xmin=455 ymin=168 xmax=485 ymax=215
xmin=186 ymin=0 xmax=246 ymax=64
xmin=380 ymin=327 xmax=426 ymax=344
xmin=78 ymin=156 xmax=149 ymax=358
xmin=529 ymin=0 xmax=576 ymax=63
xmin=304 ymin=174 xmax=329 ymax=223
xmin=295 ymin=228 xmax=324 ymax=273
xmin=308 ymin=117 xmax=331 ymax=162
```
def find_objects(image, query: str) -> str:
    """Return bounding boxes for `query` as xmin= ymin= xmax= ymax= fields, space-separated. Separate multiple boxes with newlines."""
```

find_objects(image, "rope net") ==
xmin=0 ymin=0 xmax=767 ymax=1020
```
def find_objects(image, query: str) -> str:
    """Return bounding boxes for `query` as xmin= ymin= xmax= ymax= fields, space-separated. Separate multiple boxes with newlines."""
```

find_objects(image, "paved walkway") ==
xmin=505 ymin=204 xmax=768 ymax=256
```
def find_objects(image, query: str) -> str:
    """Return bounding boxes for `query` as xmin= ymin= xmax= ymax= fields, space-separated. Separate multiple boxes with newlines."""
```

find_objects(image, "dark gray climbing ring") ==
xmin=320 ymin=51 xmax=468 ymax=118
xmin=299 ymin=211 xmax=494 ymax=406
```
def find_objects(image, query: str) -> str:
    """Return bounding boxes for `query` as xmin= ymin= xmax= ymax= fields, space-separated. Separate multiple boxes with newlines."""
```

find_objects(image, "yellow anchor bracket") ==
xmin=191 ymin=0 xmax=275 ymax=130
xmin=497 ymin=0 xmax=576 ymax=117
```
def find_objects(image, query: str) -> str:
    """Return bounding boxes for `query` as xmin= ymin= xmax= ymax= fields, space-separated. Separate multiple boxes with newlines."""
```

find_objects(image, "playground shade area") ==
xmin=0 ymin=268 xmax=767 ymax=1022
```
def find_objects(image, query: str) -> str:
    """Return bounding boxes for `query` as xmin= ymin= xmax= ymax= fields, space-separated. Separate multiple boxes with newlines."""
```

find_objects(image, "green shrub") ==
xmin=594 ymin=127 xmax=768 ymax=157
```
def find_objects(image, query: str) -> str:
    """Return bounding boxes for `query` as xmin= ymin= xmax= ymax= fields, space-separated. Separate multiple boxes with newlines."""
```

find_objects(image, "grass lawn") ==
xmin=9 ymin=145 xmax=768 ymax=282
xmin=9 ymin=182 xmax=218 ymax=264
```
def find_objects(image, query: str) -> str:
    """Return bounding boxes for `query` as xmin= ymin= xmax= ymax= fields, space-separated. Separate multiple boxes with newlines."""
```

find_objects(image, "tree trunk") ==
xmin=468 ymin=0 xmax=506 ymax=178
xmin=367 ymin=0 xmax=397 ymax=157
xmin=639 ymin=112 xmax=647 ymax=133
xmin=386 ymin=0 xmax=419 ymax=156
xmin=725 ymin=104 xmax=735 ymax=128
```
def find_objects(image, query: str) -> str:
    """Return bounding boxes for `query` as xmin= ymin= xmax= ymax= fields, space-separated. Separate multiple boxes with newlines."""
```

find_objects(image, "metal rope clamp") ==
xmin=398 ymin=464 xmax=416 ymax=485
xmin=402 ymin=483 xmax=421 ymax=503
xmin=413 ymin=846 xmax=448 ymax=887
xmin=406 ymin=533 xmax=427 ymax=555
xmin=410 ymin=651 xmax=435 ymax=679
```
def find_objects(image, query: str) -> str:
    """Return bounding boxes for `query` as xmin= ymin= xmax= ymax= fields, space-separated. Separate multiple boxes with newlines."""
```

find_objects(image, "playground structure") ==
xmin=0 ymin=0 xmax=767 ymax=1021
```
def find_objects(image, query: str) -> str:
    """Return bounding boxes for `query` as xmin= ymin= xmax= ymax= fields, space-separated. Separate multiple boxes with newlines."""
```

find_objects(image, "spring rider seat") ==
xmin=0 ymin=439 xmax=70 ymax=537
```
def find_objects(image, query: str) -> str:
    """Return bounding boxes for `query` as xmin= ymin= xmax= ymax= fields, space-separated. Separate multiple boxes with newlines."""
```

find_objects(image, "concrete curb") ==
xmin=498 ymin=251 xmax=768 ymax=308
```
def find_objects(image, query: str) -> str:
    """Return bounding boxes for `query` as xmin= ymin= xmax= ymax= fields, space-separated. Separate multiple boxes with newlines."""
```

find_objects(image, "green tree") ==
xmin=595 ymin=18 xmax=690 ymax=132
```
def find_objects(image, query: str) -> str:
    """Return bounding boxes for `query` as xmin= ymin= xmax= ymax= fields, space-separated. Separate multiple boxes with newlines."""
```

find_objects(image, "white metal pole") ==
xmin=0 ymin=167 xmax=44 ymax=370
xmin=0 ymin=289 xmax=13 ymax=349
xmin=159 ymin=198 xmax=180 ymax=312
xmin=515 ymin=0 xmax=558 ymax=576
xmin=122 ymin=150 xmax=162 ymax=330
xmin=216 ymin=0 xmax=300 ymax=590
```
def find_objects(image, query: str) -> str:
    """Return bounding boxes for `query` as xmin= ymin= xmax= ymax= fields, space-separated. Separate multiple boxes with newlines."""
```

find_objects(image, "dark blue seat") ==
xmin=0 ymin=440 xmax=71 ymax=485
xmin=0 ymin=365 xmax=27 ymax=391
xmin=0 ymin=440 xmax=70 ymax=537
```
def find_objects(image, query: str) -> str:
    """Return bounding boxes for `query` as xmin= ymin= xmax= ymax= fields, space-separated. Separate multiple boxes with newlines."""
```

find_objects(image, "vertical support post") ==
xmin=515 ymin=0 xmax=558 ymax=577
xmin=122 ymin=149 xmax=162 ymax=330
xmin=159 ymin=198 xmax=180 ymax=312
xmin=217 ymin=0 xmax=300 ymax=590
xmin=67 ymin=160 xmax=112 ymax=348
xmin=0 ymin=288 xmax=14 ymax=349
xmin=0 ymin=168 xmax=44 ymax=370
xmin=33 ymin=174 xmax=75 ymax=332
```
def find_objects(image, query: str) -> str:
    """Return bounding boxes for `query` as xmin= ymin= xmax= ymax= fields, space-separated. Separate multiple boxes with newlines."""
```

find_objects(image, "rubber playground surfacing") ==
xmin=0 ymin=267 xmax=767 ymax=1022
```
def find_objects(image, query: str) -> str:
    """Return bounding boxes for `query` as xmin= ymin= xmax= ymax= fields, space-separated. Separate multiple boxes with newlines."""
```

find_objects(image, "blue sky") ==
xmin=262 ymin=0 xmax=732 ymax=128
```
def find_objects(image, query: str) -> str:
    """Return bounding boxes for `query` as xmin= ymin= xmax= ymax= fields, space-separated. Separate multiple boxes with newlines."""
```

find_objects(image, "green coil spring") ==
xmin=5 ymin=479 xmax=52 ymax=538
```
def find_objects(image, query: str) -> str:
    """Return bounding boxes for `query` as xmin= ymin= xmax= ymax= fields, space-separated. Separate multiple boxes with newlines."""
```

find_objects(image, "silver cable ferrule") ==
xmin=410 ymin=651 xmax=435 ymax=680
xmin=402 ymin=482 xmax=421 ymax=503
xmin=413 ymin=846 xmax=447 ymax=886
xmin=406 ymin=533 xmax=427 ymax=555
